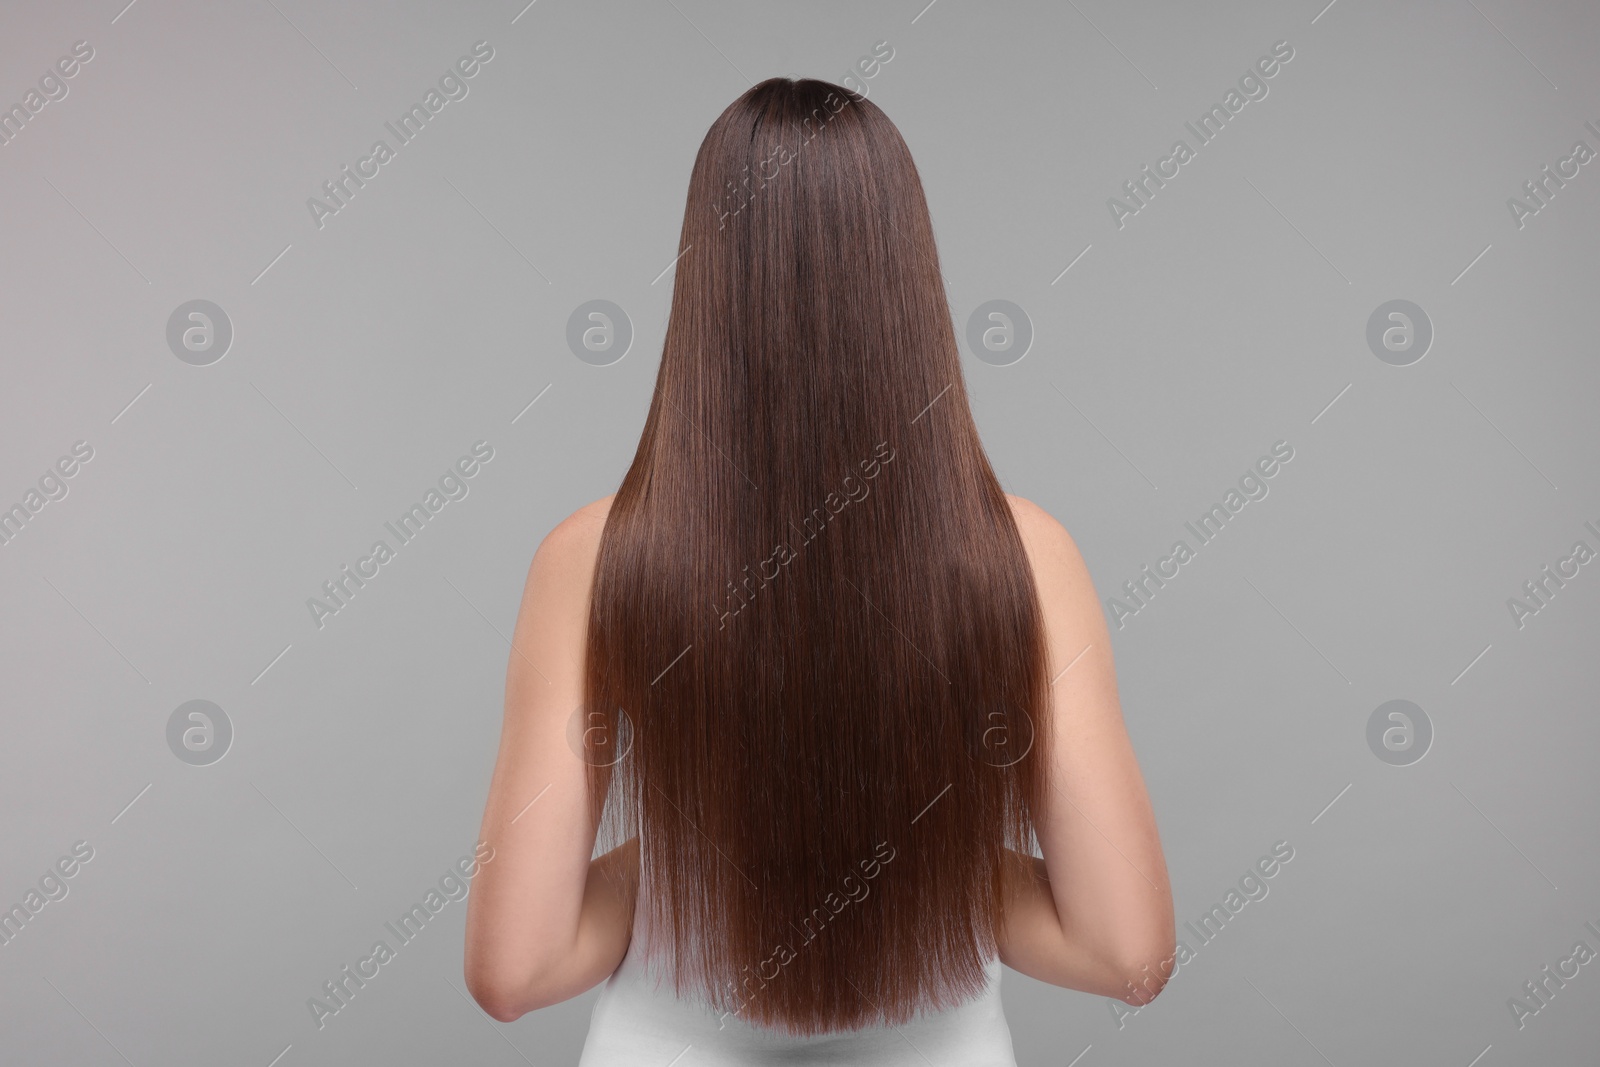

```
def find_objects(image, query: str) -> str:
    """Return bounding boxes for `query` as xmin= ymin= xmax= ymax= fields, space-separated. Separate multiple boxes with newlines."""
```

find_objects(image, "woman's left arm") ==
xmin=463 ymin=498 xmax=632 ymax=1021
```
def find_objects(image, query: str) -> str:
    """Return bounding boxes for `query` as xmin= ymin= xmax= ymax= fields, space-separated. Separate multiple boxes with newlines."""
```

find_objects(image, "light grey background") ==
xmin=3 ymin=0 xmax=1597 ymax=1064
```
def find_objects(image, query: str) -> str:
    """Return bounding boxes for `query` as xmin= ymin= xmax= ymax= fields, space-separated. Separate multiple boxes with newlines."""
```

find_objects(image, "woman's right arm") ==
xmin=996 ymin=496 xmax=1175 ymax=1005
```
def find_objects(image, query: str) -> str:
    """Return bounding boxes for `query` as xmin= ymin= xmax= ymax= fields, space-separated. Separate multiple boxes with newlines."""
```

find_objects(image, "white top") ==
xmin=578 ymin=894 xmax=1017 ymax=1066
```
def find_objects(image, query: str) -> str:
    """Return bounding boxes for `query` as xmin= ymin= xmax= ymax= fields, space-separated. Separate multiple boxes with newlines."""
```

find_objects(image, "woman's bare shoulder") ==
xmin=532 ymin=494 xmax=616 ymax=563
xmin=1003 ymin=492 xmax=1076 ymax=557
xmin=556 ymin=493 xmax=617 ymax=537
xmin=1003 ymin=492 xmax=1101 ymax=624
xmin=513 ymin=495 xmax=617 ymax=617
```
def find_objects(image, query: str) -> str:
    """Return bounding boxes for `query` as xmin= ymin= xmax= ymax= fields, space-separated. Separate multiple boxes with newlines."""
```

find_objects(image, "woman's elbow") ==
xmin=1111 ymin=939 xmax=1178 ymax=1005
xmin=464 ymin=958 xmax=547 ymax=1022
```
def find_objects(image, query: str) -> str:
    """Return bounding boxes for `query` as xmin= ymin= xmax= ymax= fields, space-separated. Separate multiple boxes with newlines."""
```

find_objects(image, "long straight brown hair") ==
xmin=582 ymin=77 xmax=1051 ymax=1035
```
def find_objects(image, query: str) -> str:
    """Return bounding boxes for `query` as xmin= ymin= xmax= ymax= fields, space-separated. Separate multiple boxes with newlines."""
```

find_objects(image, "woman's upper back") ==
xmin=465 ymin=484 xmax=1173 ymax=1026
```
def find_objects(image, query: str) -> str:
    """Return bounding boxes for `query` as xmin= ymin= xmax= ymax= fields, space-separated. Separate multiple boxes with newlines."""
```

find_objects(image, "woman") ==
xmin=464 ymin=77 xmax=1174 ymax=1064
